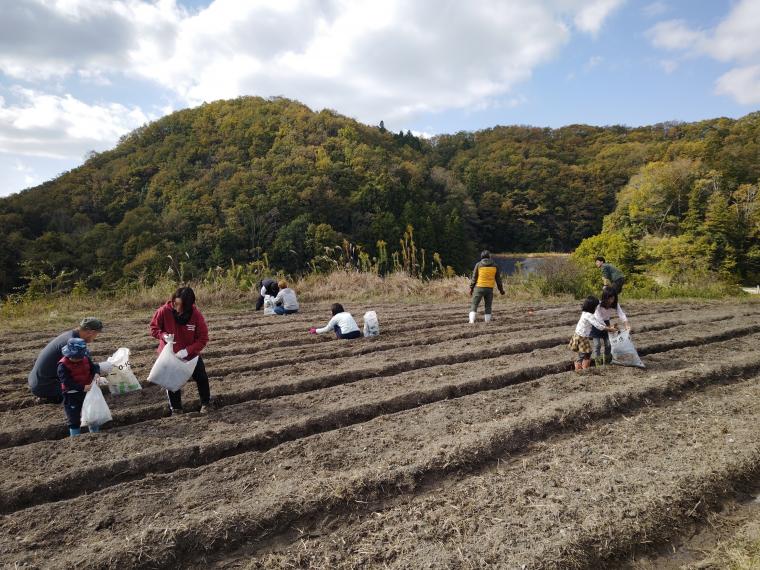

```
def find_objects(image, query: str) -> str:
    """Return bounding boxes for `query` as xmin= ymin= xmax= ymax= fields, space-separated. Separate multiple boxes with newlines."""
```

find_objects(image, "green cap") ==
xmin=79 ymin=317 xmax=103 ymax=331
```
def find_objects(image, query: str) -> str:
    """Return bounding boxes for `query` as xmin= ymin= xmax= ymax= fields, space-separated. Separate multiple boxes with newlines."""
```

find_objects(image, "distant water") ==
xmin=491 ymin=255 xmax=554 ymax=275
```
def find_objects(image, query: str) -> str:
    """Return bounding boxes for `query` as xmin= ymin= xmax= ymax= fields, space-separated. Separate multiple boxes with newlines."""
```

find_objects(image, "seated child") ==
xmin=57 ymin=338 xmax=102 ymax=436
xmin=568 ymin=296 xmax=617 ymax=371
xmin=273 ymin=280 xmax=300 ymax=315
xmin=309 ymin=303 xmax=362 ymax=340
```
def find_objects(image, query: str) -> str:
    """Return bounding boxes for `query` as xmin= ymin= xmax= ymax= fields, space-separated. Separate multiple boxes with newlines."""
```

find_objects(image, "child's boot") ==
xmin=574 ymin=361 xmax=582 ymax=372
xmin=69 ymin=427 xmax=81 ymax=437
xmin=484 ymin=313 xmax=492 ymax=323
xmin=89 ymin=424 xmax=100 ymax=433
xmin=581 ymin=358 xmax=591 ymax=369
xmin=468 ymin=311 xmax=476 ymax=324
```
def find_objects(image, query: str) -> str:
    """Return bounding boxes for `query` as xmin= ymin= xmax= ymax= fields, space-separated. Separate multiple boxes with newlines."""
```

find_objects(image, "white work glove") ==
xmin=163 ymin=333 xmax=173 ymax=343
xmin=96 ymin=376 xmax=109 ymax=386
xmin=176 ymin=348 xmax=189 ymax=359
xmin=98 ymin=361 xmax=114 ymax=375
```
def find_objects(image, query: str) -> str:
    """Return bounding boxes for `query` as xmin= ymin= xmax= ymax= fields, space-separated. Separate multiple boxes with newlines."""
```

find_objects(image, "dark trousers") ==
xmin=335 ymin=325 xmax=362 ymax=340
xmin=613 ymin=278 xmax=625 ymax=294
xmin=255 ymin=295 xmax=266 ymax=311
xmin=32 ymin=381 xmax=63 ymax=404
xmin=470 ymin=287 xmax=494 ymax=314
xmin=167 ymin=356 xmax=211 ymax=411
xmin=63 ymin=391 xmax=86 ymax=429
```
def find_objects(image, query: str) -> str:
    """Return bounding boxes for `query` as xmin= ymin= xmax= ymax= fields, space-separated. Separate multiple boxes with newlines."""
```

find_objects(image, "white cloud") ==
xmin=659 ymin=59 xmax=678 ymax=74
xmin=646 ymin=19 xmax=705 ymax=52
xmin=0 ymin=0 xmax=625 ymax=127
xmin=646 ymin=0 xmax=760 ymax=105
xmin=0 ymin=88 xmax=150 ymax=159
xmin=716 ymin=65 xmax=760 ymax=105
xmin=571 ymin=0 xmax=625 ymax=35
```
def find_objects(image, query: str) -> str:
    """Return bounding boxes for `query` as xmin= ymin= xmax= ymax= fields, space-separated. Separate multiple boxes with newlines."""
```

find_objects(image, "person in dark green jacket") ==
xmin=595 ymin=257 xmax=625 ymax=293
xmin=469 ymin=250 xmax=505 ymax=323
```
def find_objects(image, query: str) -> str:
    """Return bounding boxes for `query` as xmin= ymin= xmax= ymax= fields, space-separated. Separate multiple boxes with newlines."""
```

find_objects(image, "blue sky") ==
xmin=1 ymin=0 xmax=758 ymax=196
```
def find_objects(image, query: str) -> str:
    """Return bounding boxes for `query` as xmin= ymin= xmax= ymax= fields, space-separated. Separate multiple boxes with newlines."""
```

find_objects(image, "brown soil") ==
xmin=1 ymin=300 xmax=760 ymax=569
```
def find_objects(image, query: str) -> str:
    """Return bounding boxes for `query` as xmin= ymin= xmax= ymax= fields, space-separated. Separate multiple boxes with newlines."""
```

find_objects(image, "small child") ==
xmin=591 ymin=286 xmax=629 ymax=366
xmin=57 ymin=338 xmax=102 ymax=436
xmin=569 ymin=296 xmax=617 ymax=371
xmin=309 ymin=303 xmax=362 ymax=340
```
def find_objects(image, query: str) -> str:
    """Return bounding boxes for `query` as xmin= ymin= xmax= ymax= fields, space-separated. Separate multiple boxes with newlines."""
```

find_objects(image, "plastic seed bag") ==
xmin=105 ymin=348 xmax=142 ymax=395
xmin=81 ymin=381 xmax=113 ymax=428
xmin=147 ymin=336 xmax=198 ymax=392
xmin=263 ymin=295 xmax=276 ymax=315
xmin=363 ymin=311 xmax=380 ymax=337
xmin=609 ymin=330 xmax=645 ymax=368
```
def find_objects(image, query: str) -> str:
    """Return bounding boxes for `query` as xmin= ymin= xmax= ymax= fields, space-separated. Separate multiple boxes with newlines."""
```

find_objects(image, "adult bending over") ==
xmin=28 ymin=317 xmax=113 ymax=404
xmin=595 ymin=256 xmax=625 ymax=294
xmin=255 ymin=278 xmax=280 ymax=311
xmin=309 ymin=303 xmax=361 ymax=340
xmin=150 ymin=286 xmax=212 ymax=415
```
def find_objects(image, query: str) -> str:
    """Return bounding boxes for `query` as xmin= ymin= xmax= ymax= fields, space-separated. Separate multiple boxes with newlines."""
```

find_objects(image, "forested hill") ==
xmin=0 ymin=96 xmax=758 ymax=295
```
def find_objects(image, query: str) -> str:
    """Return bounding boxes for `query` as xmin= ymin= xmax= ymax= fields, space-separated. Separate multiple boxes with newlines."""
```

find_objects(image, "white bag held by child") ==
xmin=81 ymin=381 xmax=113 ymax=428
xmin=263 ymin=294 xmax=276 ymax=315
xmin=363 ymin=310 xmax=380 ymax=337
xmin=105 ymin=347 xmax=142 ymax=395
xmin=609 ymin=330 xmax=645 ymax=368
xmin=147 ymin=335 xmax=198 ymax=392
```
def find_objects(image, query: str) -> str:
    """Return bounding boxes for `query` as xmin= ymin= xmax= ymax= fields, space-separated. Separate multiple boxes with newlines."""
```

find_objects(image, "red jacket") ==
xmin=149 ymin=302 xmax=209 ymax=360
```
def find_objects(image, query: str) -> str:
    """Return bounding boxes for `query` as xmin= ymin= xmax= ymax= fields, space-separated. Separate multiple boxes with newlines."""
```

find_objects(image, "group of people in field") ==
xmin=468 ymin=251 xmax=628 ymax=371
xmin=28 ymin=251 xmax=626 ymax=437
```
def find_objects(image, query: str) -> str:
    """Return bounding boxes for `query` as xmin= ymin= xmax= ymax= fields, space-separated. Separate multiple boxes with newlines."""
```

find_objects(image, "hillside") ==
xmin=0 ymin=96 xmax=758 ymax=295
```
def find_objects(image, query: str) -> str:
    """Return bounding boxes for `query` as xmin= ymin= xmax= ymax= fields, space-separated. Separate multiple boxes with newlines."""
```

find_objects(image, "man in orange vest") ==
xmin=469 ymin=250 xmax=505 ymax=323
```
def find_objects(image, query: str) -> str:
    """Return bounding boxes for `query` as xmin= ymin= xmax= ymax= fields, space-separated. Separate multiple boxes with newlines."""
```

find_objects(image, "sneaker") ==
xmin=199 ymin=402 xmax=212 ymax=414
xmin=170 ymin=407 xmax=184 ymax=416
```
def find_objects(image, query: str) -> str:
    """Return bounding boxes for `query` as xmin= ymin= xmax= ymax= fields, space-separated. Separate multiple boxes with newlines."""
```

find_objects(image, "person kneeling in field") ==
xmin=273 ymin=280 xmax=299 ymax=315
xmin=569 ymin=296 xmax=617 ymax=371
xmin=57 ymin=338 xmax=103 ymax=436
xmin=309 ymin=303 xmax=361 ymax=340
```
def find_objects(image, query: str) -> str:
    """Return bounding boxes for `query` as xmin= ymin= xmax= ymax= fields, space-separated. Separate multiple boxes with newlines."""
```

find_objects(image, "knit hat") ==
xmin=62 ymin=338 xmax=88 ymax=359
xmin=79 ymin=317 xmax=103 ymax=331
xmin=480 ymin=250 xmax=491 ymax=259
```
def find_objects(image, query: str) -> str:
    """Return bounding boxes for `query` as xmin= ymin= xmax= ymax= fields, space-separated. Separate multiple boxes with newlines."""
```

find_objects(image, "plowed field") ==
xmin=2 ymin=300 xmax=760 ymax=569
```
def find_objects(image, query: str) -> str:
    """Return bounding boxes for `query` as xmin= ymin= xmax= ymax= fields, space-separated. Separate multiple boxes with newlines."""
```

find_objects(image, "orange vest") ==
xmin=476 ymin=266 xmax=497 ymax=288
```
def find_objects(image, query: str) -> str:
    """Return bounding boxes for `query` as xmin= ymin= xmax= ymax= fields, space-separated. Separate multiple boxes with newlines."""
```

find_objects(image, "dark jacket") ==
xmin=149 ymin=302 xmax=209 ymax=360
xmin=470 ymin=258 xmax=505 ymax=294
xmin=601 ymin=263 xmax=624 ymax=284
xmin=28 ymin=329 xmax=81 ymax=399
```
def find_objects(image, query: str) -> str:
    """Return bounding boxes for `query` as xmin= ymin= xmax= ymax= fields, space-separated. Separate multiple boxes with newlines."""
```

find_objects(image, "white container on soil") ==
xmin=263 ymin=295 xmax=275 ymax=315
xmin=363 ymin=311 xmax=380 ymax=337
xmin=609 ymin=330 xmax=645 ymax=368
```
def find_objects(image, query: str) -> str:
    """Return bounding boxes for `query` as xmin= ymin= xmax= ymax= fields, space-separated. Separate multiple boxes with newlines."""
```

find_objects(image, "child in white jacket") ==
xmin=569 ymin=296 xmax=617 ymax=371
xmin=591 ymin=287 xmax=629 ymax=366
xmin=309 ymin=303 xmax=362 ymax=340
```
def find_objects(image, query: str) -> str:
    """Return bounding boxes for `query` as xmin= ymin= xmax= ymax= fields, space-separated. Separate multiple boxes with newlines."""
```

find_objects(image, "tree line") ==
xmin=0 ymin=96 xmax=758 ymax=296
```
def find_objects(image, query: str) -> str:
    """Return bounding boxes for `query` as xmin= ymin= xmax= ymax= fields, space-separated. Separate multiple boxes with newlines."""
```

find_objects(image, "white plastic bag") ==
xmin=147 ymin=337 xmax=198 ymax=392
xmin=105 ymin=347 xmax=142 ymax=395
xmin=609 ymin=330 xmax=645 ymax=368
xmin=363 ymin=310 xmax=380 ymax=337
xmin=81 ymin=381 xmax=112 ymax=427
xmin=263 ymin=295 xmax=275 ymax=315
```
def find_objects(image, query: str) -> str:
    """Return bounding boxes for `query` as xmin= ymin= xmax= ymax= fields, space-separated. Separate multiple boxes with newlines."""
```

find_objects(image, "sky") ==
xmin=1 ymin=0 xmax=759 ymax=197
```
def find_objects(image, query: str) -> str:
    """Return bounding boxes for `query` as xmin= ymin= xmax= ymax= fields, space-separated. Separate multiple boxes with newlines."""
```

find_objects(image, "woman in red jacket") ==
xmin=149 ymin=286 xmax=212 ymax=414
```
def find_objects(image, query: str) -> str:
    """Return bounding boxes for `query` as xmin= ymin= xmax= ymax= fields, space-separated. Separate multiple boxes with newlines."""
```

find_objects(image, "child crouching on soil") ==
xmin=57 ymin=338 xmax=102 ymax=436
xmin=569 ymin=296 xmax=617 ymax=371
xmin=309 ymin=303 xmax=362 ymax=340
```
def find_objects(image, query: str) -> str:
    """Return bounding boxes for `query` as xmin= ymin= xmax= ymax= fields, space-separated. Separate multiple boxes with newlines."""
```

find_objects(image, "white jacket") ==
xmin=316 ymin=312 xmax=359 ymax=335
xmin=594 ymin=303 xmax=627 ymax=324
xmin=575 ymin=311 xmax=609 ymax=337
xmin=274 ymin=288 xmax=299 ymax=311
